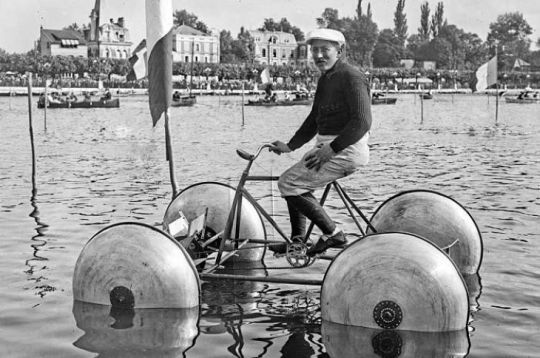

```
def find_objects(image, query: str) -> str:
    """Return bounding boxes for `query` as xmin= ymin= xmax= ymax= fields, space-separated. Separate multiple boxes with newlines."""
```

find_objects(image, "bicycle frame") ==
xmin=214 ymin=144 xmax=376 ymax=266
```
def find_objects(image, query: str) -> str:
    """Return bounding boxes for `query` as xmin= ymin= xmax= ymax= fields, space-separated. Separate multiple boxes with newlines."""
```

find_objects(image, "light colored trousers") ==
xmin=278 ymin=133 xmax=369 ymax=197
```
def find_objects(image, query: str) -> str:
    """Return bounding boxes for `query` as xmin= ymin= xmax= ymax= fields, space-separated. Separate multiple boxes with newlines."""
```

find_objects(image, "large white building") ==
xmin=250 ymin=30 xmax=301 ymax=66
xmin=85 ymin=0 xmax=132 ymax=59
xmin=172 ymin=25 xmax=220 ymax=64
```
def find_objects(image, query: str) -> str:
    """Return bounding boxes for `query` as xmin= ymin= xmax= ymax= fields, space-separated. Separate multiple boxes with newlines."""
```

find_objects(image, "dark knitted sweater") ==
xmin=287 ymin=59 xmax=372 ymax=153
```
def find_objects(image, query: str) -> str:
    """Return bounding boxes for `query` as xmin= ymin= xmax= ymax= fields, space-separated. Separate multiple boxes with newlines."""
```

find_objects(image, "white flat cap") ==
xmin=306 ymin=28 xmax=346 ymax=46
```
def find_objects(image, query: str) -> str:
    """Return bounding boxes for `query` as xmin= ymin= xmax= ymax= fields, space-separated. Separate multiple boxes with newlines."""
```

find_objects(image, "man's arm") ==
xmin=286 ymin=87 xmax=321 ymax=151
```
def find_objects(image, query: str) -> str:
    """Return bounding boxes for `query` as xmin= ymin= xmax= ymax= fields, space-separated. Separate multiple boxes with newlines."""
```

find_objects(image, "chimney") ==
xmin=117 ymin=17 xmax=125 ymax=27
xmin=110 ymin=18 xmax=114 ymax=24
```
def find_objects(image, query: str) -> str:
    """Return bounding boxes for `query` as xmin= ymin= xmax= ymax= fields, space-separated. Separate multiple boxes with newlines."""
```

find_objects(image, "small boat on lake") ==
xmin=372 ymin=97 xmax=397 ymax=105
xmin=37 ymin=97 xmax=119 ymax=109
xmin=171 ymin=93 xmax=197 ymax=107
xmin=245 ymin=98 xmax=312 ymax=107
xmin=504 ymin=90 xmax=539 ymax=104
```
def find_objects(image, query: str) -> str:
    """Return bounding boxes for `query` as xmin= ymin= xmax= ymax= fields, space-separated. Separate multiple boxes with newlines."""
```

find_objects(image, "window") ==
xmin=273 ymin=49 xmax=277 ymax=58
xmin=196 ymin=44 xmax=200 ymax=52
xmin=262 ymin=48 xmax=266 ymax=57
xmin=185 ymin=56 xmax=189 ymax=62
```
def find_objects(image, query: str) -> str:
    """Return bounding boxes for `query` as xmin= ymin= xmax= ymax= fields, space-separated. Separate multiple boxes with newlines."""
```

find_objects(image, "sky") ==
xmin=1 ymin=0 xmax=539 ymax=53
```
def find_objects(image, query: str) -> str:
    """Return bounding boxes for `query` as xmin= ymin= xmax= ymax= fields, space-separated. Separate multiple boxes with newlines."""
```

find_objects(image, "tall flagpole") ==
xmin=146 ymin=0 xmax=177 ymax=198
xmin=164 ymin=109 xmax=178 ymax=196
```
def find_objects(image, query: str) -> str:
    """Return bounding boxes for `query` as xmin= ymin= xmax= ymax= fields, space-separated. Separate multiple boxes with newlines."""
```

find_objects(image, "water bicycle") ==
xmin=73 ymin=143 xmax=483 ymax=333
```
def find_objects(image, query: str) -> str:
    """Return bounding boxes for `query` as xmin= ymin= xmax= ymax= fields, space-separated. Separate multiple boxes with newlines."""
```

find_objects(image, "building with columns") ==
xmin=250 ymin=30 xmax=304 ymax=66
xmin=172 ymin=25 xmax=220 ymax=63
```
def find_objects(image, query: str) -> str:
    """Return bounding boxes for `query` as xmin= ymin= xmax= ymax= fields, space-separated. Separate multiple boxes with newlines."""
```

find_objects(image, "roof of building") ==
xmin=249 ymin=30 xmax=297 ymax=43
xmin=173 ymin=24 xmax=207 ymax=36
xmin=41 ymin=29 xmax=87 ymax=45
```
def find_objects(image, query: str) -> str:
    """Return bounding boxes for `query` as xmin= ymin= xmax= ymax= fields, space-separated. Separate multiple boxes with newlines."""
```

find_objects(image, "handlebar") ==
xmin=236 ymin=143 xmax=273 ymax=162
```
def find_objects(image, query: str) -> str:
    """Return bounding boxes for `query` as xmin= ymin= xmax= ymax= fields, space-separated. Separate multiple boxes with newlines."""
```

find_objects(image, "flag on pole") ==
xmin=260 ymin=67 xmax=271 ymax=84
xmin=126 ymin=39 xmax=147 ymax=81
xmin=475 ymin=56 xmax=497 ymax=91
xmin=145 ymin=0 xmax=173 ymax=126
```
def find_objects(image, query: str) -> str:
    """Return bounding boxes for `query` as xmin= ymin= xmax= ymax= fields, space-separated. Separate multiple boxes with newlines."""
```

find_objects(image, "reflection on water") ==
xmin=25 ymin=169 xmax=52 ymax=298
xmin=72 ymin=300 xmax=199 ymax=357
xmin=322 ymin=321 xmax=470 ymax=358
xmin=199 ymin=262 xmax=323 ymax=357
xmin=1 ymin=95 xmax=539 ymax=356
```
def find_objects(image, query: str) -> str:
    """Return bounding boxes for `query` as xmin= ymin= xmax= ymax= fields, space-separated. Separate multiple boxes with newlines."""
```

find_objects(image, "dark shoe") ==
xmin=307 ymin=231 xmax=346 ymax=256
xmin=269 ymin=242 xmax=287 ymax=254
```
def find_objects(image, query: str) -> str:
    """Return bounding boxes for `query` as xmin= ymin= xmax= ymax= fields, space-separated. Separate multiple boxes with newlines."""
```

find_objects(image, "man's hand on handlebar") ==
xmin=268 ymin=141 xmax=291 ymax=155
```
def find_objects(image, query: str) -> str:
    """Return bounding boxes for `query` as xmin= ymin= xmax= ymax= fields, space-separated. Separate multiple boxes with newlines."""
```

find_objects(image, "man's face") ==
xmin=310 ymin=39 xmax=340 ymax=72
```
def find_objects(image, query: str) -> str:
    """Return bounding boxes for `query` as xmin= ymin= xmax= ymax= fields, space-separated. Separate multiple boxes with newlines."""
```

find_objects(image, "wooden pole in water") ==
xmin=241 ymin=81 xmax=245 ymax=126
xmin=164 ymin=109 xmax=178 ymax=198
xmin=495 ymin=45 xmax=499 ymax=124
xmin=43 ymin=79 xmax=47 ymax=131
xmin=26 ymin=73 xmax=37 ymax=188
xmin=420 ymin=85 xmax=424 ymax=124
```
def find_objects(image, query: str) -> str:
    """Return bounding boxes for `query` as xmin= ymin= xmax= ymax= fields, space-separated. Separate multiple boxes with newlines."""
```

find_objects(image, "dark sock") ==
xmin=285 ymin=193 xmax=336 ymax=235
xmin=286 ymin=199 xmax=306 ymax=238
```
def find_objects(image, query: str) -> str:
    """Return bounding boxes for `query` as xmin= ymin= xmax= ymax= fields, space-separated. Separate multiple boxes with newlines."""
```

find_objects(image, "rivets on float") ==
xmin=373 ymin=300 xmax=403 ymax=329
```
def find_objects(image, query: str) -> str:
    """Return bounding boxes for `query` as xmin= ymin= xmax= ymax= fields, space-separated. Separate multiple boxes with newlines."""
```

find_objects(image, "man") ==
xmin=268 ymin=28 xmax=372 ymax=256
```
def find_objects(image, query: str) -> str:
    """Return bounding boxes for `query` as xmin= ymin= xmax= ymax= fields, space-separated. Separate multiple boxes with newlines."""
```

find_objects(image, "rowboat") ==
xmin=505 ymin=97 xmax=540 ymax=104
xmin=245 ymin=98 xmax=312 ymax=106
xmin=372 ymin=97 xmax=397 ymax=105
xmin=171 ymin=94 xmax=197 ymax=107
xmin=505 ymin=91 xmax=539 ymax=104
xmin=37 ymin=97 xmax=120 ymax=109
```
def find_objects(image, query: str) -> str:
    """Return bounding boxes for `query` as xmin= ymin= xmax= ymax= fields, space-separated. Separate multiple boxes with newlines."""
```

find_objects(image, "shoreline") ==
xmin=2 ymin=86 xmax=534 ymax=97
xmin=0 ymin=86 xmax=475 ymax=97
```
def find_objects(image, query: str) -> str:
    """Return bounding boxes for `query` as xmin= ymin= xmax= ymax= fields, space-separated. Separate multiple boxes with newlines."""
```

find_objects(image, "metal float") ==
xmin=162 ymin=182 xmax=266 ymax=263
xmin=321 ymin=232 xmax=469 ymax=331
xmin=72 ymin=222 xmax=200 ymax=308
xmin=368 ymin=189 xmax=483 ymax=275
xmin=322 ymin=320 xmax=470 ymax=357
xmin=73 ymin=300 xmax=199 ymax=357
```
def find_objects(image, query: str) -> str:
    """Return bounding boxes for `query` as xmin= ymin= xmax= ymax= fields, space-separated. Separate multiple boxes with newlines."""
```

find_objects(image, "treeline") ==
xmin=1 ymin=0 xmax=540 ymax=84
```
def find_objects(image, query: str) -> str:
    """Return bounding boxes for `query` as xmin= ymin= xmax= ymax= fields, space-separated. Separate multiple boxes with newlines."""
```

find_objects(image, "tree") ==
xmin=258 ymin=18 xmax=304 ymax=41
xmin=418 ymin=2 xmax=430 ymax=41
xmin=234 ymin=27 xmax=255 ymax=63
xmin=430 ymin=2 xmax=445 ymax=38
xmin=372 ymin=29 xmax=401 ymax=67
xmin=487 ymin=12 xmax=533 ymax=71
xmin=219 ymin=30 xmax=235 ymax=63
xmin=393 ymin=0 xmax=408 ymax=46
xmin=63 ymin=23 xmax=85 ymax=34
xmin=316 ymin=8 xmax=343 ymax=29
xmin=173 ymin=10 xmax=209 ymax=33
xmin=219 ymin=27 xmax=255 ymax=64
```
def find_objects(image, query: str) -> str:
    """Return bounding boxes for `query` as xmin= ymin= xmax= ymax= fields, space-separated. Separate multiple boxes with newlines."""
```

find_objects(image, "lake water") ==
xmin=1 ymin=93 xmax=539 ymax=357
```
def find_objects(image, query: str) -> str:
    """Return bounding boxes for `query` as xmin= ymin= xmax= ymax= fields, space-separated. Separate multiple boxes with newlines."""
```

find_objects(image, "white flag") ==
xmin=260 ymin=67 xmax=271 ymax=84
xmin=475 ymin=56 xmax=497 ymax=91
